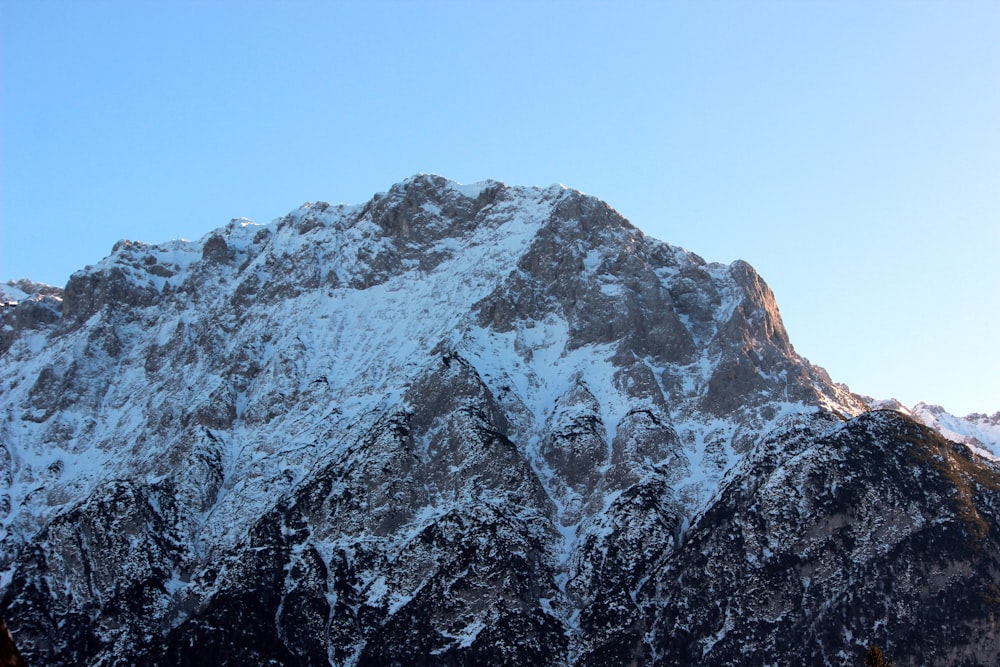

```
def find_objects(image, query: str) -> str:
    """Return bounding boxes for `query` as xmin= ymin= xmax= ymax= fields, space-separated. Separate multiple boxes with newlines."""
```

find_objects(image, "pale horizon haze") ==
xmin=1 ymin=0 xmax=998 ymax=416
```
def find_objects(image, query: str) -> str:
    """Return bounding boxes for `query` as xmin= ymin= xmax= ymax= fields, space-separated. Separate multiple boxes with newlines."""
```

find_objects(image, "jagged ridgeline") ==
xmin=1 ymin=175 xmax=998 ymax=666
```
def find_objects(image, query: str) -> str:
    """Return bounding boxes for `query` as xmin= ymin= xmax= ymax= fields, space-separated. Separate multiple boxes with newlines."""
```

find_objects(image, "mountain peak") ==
xmin=2 ymin=176 xmax=997 ymax=666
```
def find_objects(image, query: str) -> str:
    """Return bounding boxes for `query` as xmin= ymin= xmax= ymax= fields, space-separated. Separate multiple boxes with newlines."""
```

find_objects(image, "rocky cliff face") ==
xmin=1 ymin=175 xmax=997 ymax=666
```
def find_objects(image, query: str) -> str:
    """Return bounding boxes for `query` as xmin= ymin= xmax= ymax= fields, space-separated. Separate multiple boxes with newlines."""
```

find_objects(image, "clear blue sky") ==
xmin=2 ymin=0 xmax=998 ymax=415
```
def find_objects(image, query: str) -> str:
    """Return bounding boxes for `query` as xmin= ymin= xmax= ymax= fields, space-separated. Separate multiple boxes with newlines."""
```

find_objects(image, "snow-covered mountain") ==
xmin=908 ymin=403 xmax=1000 ymax=459
xmin=2 ymin=175 xmax=998 ymax=666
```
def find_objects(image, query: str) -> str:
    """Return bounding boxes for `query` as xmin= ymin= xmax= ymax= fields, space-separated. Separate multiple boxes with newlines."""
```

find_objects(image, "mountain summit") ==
xmin=2 ymin=175 xmax=998 ymax=665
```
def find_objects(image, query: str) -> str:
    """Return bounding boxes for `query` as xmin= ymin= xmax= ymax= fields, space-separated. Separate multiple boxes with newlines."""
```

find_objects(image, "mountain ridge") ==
xmin=2 ymin=174 xmax=998 ymax=665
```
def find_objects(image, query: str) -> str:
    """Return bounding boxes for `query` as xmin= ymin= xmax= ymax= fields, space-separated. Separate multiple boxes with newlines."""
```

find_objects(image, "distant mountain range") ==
xmin=2 ymin=175 xmax=997 ymax=665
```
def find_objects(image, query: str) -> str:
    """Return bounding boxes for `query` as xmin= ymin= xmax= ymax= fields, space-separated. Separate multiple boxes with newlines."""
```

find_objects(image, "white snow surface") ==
xmin=1 ymin=279 xmax=62 ymax=303
xmin=0 ymin=284 xmax=29 ymax=302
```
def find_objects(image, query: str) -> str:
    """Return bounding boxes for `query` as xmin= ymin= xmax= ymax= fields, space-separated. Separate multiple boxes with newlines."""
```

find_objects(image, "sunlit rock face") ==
xmin=1 ymin=175 xmax=997 ymax=666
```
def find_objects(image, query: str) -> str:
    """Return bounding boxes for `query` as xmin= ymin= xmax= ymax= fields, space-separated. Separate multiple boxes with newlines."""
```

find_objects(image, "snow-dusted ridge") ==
xmin=0 ymin=173 xmax=919 ymax=571
xmin=865 ymin=396 xmax=1000 ymax=459
xmin=2 ymin=175 xmax=998 ymax=666
xmin=905 ymin=402 xmax=999 ymax=459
